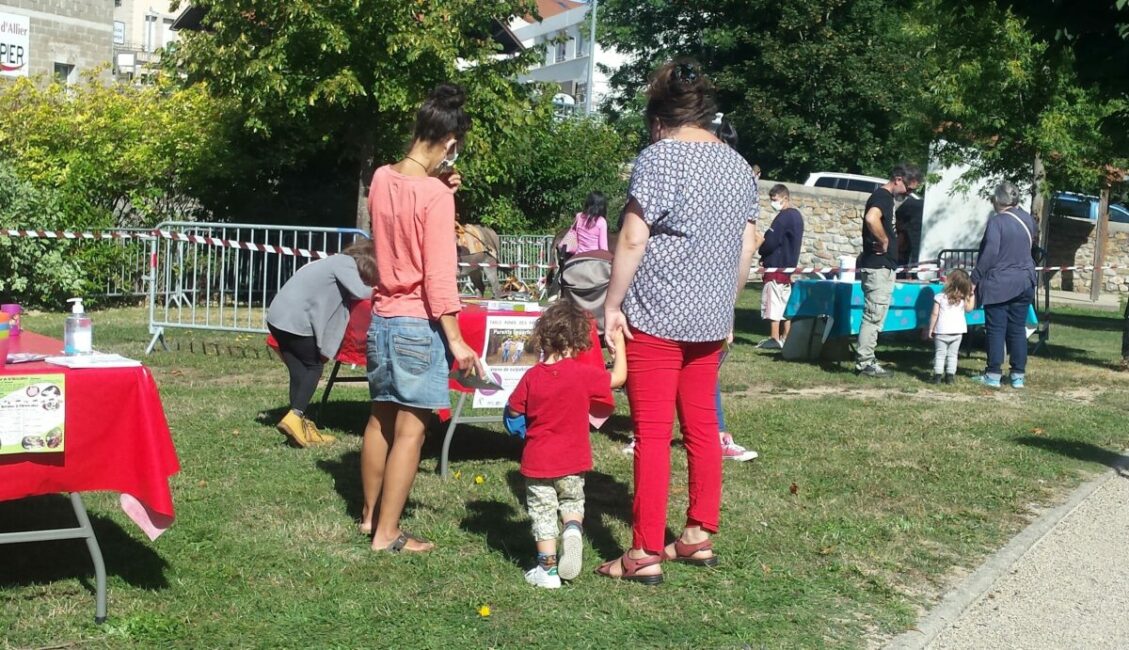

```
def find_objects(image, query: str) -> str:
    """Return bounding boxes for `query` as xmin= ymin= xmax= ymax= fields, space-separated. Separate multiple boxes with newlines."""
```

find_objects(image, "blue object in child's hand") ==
xmin=503 ymin=407 xmax=527 ymax=439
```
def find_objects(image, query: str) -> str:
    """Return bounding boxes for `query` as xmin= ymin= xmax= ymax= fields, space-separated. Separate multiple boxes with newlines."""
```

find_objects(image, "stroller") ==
xmin=558 ymin=250 xmax=614 ymax=337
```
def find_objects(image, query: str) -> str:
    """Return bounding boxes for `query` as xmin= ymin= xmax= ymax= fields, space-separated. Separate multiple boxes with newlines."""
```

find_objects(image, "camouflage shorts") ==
xmin=526 ymin=475 xmax=585 ymax=542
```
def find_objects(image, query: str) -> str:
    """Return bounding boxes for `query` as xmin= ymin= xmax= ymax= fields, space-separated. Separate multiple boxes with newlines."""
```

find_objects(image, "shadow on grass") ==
xmin=1014 ymin=436 xmax=1129 ymax=475
xmin=1040 ymin=343 xmax=1122 ymax=370
xmin=1047 ymin=311 xmax=1125 ymax=333
xmin=316 ymin=450 xmax=428 ymax=525
xmin=0 ymin=495 xmax=170 ymax=591
xmin=459 ymin=469 xmax=636 ymax=568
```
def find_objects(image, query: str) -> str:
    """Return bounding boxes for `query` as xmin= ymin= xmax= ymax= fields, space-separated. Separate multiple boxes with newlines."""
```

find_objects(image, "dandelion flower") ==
xmin=478 ymin=604 xmax=491 ymax=618
xmin=474 ymin=475 xmax=485 ymax=485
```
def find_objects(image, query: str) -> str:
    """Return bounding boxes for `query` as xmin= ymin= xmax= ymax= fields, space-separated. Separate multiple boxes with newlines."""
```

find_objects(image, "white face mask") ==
xmin=771 ymin=200 xmax=784 ymax=211
xmin=436 ymin=140 xmax=459 ymax=174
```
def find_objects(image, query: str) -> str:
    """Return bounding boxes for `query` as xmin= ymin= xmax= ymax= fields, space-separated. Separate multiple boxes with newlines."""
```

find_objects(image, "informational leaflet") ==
xmin=0 ymin=374 xmax=65 ymax=454
xmin=472 ymin=313 xmax=540 ymax=409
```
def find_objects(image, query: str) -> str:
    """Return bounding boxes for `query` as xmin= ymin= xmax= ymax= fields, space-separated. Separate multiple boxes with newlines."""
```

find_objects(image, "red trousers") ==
xmin=625 ymin=329 xmax=723 ymax=553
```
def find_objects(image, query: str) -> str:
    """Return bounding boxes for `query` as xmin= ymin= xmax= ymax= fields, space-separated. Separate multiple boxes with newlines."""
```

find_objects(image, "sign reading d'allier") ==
xmin=0 ymin=375 xmax=65 ymax=455
xmin=0 ymin=12 xmax=30 ymax=78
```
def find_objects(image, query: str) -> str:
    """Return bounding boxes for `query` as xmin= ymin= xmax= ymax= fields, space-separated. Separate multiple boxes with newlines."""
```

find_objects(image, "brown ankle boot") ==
xmin=277 ymin=410 xmax=309 ymax=447
xmin=301 ymin=417 xmax=336 ymax=445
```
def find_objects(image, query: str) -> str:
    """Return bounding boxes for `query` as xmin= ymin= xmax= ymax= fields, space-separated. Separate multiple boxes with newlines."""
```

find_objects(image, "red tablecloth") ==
xmin=268 ymin=301 xmax=612 ymax=418
xmin=0 ymin=332 xmax=180 ymax=540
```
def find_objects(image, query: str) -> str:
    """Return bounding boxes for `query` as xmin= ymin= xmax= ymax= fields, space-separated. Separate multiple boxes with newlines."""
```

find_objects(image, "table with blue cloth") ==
xmin=782 ymin=279 xmax=1038 ymax=339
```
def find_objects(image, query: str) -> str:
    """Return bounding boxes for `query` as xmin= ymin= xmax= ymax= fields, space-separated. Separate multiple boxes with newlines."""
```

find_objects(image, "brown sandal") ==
xmin=594 ymin=553 xmax=664 ymax=585
xmin=668 ymin=538 xmax=719 ymax=567
xmin=377 ymin=532 xmax=433 ymax=553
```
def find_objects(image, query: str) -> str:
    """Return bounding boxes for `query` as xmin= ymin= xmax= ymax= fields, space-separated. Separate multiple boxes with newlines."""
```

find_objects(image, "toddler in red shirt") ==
xmin=505 ymin=301 xmax=626 ymax=588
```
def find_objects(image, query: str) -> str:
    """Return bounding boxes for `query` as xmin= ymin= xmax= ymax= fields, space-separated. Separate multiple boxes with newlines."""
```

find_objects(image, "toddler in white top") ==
xmin=928 ymin=269 xmax=975 ymax=384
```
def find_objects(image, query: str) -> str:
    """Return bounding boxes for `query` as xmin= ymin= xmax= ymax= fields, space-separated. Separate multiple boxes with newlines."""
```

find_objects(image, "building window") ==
xmin=555 ymin=32 xmax=567 ymax=63
xmin=53 ymin=63 xmax=75 ymax=85
xmin=577 ymin=32 xmax=588 ymax=57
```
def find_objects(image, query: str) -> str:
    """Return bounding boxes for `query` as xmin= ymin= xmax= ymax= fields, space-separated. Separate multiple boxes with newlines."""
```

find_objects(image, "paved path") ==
xmin=888 ymin=466 xmax=1129 ymax=649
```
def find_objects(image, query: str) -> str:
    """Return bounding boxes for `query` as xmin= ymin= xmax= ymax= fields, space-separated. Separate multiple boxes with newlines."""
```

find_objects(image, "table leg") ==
xmin=70 ymin=493 xmax=108 ymax=624
xmin=440 ymin=392 xmax=469 ymax=479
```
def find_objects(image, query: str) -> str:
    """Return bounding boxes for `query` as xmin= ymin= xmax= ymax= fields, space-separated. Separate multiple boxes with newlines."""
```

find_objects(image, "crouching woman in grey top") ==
xmin=970 ymin=181 xmax=1037 ymax=389
xmin=267 ymin=238 xmax=377 ymax=447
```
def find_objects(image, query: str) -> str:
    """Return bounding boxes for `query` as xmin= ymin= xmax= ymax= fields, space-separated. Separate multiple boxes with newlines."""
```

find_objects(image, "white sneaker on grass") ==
xmin=524 ymin=565 xmax=561 ymax=589
xmin=621 ymin=439 xmax=636 ymax=455
xmin=558 ymin=527 xmax=583 ymax=580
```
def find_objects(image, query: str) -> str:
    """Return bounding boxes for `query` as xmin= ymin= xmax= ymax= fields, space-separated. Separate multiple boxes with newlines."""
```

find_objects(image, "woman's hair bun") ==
xmin=429 ymin=84 xmax=467 ymax=111
xmin=413 ymin=83 xmax=471 ymax=143
xmin=645 ymin=58 xmax=717 ymax=129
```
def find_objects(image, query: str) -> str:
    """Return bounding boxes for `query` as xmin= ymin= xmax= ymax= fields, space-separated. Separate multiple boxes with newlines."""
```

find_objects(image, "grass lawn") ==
xmin=2 ymin=291 xmax=1128 ymax=649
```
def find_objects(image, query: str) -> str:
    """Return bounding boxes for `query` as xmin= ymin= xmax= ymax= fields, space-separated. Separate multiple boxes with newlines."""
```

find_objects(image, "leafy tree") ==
xmin=166 ymin=0 xmax=549 ymax=228
xmin=0 ymin=75 xmax=238 ymax=226
xmin=599 ymin=0 xmax=924 ymax=181
xmin=459 ymin=110 xmax=637 ymax=233
xmin=906 ymin=0 xmax=1128 ymax=193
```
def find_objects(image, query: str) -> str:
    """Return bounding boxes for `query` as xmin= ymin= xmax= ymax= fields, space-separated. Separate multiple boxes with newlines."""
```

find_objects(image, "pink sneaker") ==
xmin=720 ymin=433 xmax=758 ymax=462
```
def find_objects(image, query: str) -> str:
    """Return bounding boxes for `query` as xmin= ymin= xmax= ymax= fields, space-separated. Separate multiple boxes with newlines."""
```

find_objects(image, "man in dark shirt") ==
xmin=756 ymin=184 xmax=805 ymax=348
xmin=856 ymin=163 xmax=923 ymax=377
xmin=895 ymin=194 xmax=924 ymax=277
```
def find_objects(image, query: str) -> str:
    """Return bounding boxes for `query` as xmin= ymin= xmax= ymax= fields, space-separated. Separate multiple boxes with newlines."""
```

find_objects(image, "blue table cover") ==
xmin=782 ymin=279 xmax=1038 ymax=338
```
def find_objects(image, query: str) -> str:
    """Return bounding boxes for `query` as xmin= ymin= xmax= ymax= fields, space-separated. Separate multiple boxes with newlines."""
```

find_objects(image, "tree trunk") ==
xmin=1121 ymin=294 xmax=1129 ymax=368
xmin=353 ymin=136 xmax=376 ymax=232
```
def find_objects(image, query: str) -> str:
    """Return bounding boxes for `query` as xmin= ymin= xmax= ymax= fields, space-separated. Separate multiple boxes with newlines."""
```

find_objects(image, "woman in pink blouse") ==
xmin=360 ymin=84 xmax=479 ymax=553
xmin=571 ymin=191 xmax=609 ymax=253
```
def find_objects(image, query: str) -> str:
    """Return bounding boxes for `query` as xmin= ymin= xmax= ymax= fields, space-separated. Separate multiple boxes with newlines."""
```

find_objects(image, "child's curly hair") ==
xmin=531 ymin=300 xmax=593 ymax=358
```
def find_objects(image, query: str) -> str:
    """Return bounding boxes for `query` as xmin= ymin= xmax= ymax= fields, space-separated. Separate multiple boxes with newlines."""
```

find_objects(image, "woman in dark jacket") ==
xmin=970 ymin=181 xmax=1036 ymax=389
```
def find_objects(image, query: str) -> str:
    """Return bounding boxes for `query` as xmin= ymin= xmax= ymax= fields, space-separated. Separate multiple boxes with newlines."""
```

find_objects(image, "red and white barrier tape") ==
xmin=1 ymin=228 xmax=154 ymax=241
xmin=3 ymin=228 xmax=1126 ymax=275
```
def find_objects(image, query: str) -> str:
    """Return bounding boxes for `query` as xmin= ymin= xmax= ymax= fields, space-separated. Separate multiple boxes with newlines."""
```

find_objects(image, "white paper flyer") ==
xmin=472 ymin=314 xmax=540 ymax=409
xmin=0 ymin=375 xmax=66 ymax=454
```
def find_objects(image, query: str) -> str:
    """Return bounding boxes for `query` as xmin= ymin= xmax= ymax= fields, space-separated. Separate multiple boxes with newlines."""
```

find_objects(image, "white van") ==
xmin=804 ymin=172 xmax=886 ymax=194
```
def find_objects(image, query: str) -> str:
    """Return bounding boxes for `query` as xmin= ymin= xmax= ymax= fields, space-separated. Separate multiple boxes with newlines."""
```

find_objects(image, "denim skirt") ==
xmin=366 ymin=315 xmax=452 ymax=410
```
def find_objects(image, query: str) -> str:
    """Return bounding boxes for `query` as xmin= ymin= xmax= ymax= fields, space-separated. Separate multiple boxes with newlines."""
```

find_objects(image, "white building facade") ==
xmin=509 ymin=0 xmax=626 ymax=112
xmin=0 ymin=0 xmax=113 ymax=83
xmin=112 ymin=0 xmax=178 ymax=80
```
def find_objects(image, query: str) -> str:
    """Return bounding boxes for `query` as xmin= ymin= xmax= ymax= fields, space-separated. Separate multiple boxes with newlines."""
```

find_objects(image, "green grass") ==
xmin=3 ymin=294 xmax=1129 ymax=649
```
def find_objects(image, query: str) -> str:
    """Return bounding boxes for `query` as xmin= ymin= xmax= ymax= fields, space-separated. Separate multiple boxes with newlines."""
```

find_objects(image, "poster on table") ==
xmin=472 ymin=313 xmax=540 ymax=409
xmin=0 ymin=375 xmax=65 ymax=454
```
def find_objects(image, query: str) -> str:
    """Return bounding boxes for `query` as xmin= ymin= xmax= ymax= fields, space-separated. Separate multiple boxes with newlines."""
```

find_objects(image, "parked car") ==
xmin=1051 ymin=191 xmax=1129 ymax=224
xmin=804 ymin=172 xmax=886 ymax=194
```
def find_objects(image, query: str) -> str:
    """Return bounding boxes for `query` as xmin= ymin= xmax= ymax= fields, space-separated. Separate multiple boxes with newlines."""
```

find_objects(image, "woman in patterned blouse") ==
xmin=597 ymin=60 xmax=760 ymax=584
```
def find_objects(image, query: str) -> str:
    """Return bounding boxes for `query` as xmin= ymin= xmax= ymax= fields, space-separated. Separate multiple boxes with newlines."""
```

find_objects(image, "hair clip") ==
xmin=674 ymin=63 xmax=699 ymax=83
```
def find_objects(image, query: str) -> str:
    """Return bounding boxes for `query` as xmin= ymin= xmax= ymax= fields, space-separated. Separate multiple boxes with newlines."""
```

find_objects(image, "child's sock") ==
xmin=563 ymin=520 xmax=582 ymax=535
xmin=537 ymin=552 xmax=557 ymax=570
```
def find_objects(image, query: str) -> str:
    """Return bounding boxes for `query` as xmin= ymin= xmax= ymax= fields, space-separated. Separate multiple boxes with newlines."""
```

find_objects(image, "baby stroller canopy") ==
xmin=559 ymin=250 xmax=613 ymax=335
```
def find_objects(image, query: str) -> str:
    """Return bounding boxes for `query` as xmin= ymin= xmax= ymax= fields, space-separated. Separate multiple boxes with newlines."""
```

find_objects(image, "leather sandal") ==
xmin=377 ymin=532 xmax=433 ymax=553
xmin=668 ymin=538 xmax=719 ymax=567
xmin=594 ymin=552 xmax=663 ymax=585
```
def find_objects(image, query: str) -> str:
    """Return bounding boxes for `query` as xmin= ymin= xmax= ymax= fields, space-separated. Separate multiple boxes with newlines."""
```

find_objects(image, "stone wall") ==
xmin=1 ymin=1 xmax=113 ymax=81
xmin=1044 ymin=216 xmax=1129 ymax=296
xmin=755 ymin=181 xmax=867 ymax=269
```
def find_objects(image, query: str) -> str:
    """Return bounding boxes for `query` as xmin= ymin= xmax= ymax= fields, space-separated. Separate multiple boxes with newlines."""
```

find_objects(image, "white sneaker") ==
xmin=722 ymin=442 xmax=759 ymax=462
xmin=621 ymin=439 xmax=636 ymax=455
xmin=524 ymin=565 xmax=561 ymax=589
xmin=558 ymin=527 xmax=583 ymax=580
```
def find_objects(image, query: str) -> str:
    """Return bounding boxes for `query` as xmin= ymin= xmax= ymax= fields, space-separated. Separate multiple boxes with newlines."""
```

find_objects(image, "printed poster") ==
xmin=472 ymin=314 xmax=540 ymax=409
xmin=0 ymin=375 xmax=65 ymax=454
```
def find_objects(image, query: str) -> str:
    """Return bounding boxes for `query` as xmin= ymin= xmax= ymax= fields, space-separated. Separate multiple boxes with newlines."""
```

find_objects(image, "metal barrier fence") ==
xmin=98 ymin=228 xmax=155 ymax=299
xmin=146 ymin=222 xmax=369 ymax=353
xmin=497 ymin=235 xmax=555 ymax=284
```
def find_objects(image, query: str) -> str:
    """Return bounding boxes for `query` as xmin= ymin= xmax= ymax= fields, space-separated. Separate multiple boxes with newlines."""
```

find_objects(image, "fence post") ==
xmin=1091 ymin=187 xmax=1111 ymax=302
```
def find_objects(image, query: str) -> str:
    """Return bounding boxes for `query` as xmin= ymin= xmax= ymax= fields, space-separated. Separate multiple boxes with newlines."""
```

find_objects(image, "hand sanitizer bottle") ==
xmin=64 ymin=297 xmax=93 ymax=355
